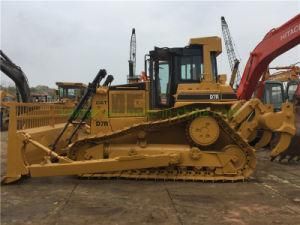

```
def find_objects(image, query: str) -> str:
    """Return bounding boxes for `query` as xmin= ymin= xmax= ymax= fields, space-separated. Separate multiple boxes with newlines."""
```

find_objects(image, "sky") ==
xmin=1 ymin=1 xmax=299 ymax=88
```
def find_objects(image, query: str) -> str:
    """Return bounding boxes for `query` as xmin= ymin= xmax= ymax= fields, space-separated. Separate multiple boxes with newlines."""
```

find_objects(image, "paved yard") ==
xmin=1 ymin=131 xmax=300 ymax=225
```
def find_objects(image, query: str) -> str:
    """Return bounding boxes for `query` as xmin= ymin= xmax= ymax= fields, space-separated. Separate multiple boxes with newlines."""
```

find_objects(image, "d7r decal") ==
xmin=96 ymin=121 xmax=109 ymax=126
xmin=209 ymin=94 xmax=220 ymax=100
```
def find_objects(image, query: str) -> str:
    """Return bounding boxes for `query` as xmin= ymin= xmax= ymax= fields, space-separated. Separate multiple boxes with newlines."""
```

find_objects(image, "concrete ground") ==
xmin=1 ymin=131 xmax=300 ymax=225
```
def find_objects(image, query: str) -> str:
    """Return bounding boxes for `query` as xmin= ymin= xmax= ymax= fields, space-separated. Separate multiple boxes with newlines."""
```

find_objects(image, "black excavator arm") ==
xmin=0 ymin=50 xmax=31 ymax=102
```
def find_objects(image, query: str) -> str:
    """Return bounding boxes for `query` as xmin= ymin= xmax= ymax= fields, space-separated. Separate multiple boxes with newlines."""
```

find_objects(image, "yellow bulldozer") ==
xmin=55 ymin=82 xmax=87 ymax=106
xmin=2 ymin=12 xmax=300 ymax=185
xmin=2 ymin=34 xmax=297 ymax=184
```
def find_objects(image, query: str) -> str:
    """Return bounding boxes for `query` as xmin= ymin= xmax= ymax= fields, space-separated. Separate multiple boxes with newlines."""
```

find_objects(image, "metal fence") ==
xmin=8 ymin=102 xmax=74 ymax=130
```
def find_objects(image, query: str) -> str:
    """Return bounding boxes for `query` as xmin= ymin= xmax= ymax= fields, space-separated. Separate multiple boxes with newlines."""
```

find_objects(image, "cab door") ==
xmin=262 ymin=81 xmax=285 ymax=111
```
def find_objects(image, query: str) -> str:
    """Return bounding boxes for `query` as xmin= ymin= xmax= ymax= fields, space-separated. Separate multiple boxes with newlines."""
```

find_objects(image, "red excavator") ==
xmin=237 ymin=14 xmax=300 ymax=100
xmin=237 ymin=13 xmax=300 ymax=161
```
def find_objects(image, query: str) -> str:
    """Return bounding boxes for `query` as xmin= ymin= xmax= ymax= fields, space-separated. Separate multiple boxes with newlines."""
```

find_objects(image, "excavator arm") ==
xmin=237 ymin=14 xmax=300 ymax=100
xmin=0 ymin=50 xmax=31 ymax=102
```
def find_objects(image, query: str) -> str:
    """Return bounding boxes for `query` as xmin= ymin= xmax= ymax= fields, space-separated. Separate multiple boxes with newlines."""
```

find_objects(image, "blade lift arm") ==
xmin=51 ymin=69 xmax=107 ymax=150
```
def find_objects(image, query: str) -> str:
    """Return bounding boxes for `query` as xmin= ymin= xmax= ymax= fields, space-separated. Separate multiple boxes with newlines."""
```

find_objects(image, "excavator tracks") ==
xmin=68 ymin=108 xmax=256 ymax=182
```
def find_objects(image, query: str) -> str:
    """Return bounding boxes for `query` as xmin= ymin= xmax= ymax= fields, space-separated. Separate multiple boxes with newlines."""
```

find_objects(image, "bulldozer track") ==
xmin=68 ymin=107 xmax=256 ymax=182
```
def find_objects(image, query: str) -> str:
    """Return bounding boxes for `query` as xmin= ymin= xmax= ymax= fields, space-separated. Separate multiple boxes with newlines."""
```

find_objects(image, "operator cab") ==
xmin=286 ymin=80 xmax=299 ymax=101
xmin=148 ymin=45 xmax=207 ymax=108
xmin=262 ymin=81 xmax=285 ymax=111
xmin=262 ymin=80 xmax=299 ymax=111
xmin=147 ymin=37 xmax=222 ymax=109
xmin=56 ymin=82 xmax=87 ymax=102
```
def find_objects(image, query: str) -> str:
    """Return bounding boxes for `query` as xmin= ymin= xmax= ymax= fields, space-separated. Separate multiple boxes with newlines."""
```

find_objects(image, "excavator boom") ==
xmin=237 ymin=14 xmax=300 ymax=100
xmin=234 ymin=14 xmax=300 ymax=161
xmin=0 ymin=50 xmax=31 ymax=102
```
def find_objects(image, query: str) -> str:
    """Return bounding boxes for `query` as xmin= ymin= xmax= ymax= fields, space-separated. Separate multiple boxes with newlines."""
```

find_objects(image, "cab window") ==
xmin=180 ymin=55 xmax=203 ymax=81
xmin=287 ymin=83 xmax=298 ymax=101
xmin=210 ymin=52 xmax=218 ymax=80
xmin=157 ymin=61 xmax=169 ymax=105
xmin=264 ymin=83 xmax=284 ymax=110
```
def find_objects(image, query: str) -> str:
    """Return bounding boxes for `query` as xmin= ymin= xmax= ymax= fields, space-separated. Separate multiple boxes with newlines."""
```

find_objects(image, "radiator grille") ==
xmin=111 ymin=93 xmax=125 ymax=114
xmin=110 ymin=91 xmax=145 ymax=117
xmin=127 ymin=93 xmax=144 ymax=114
